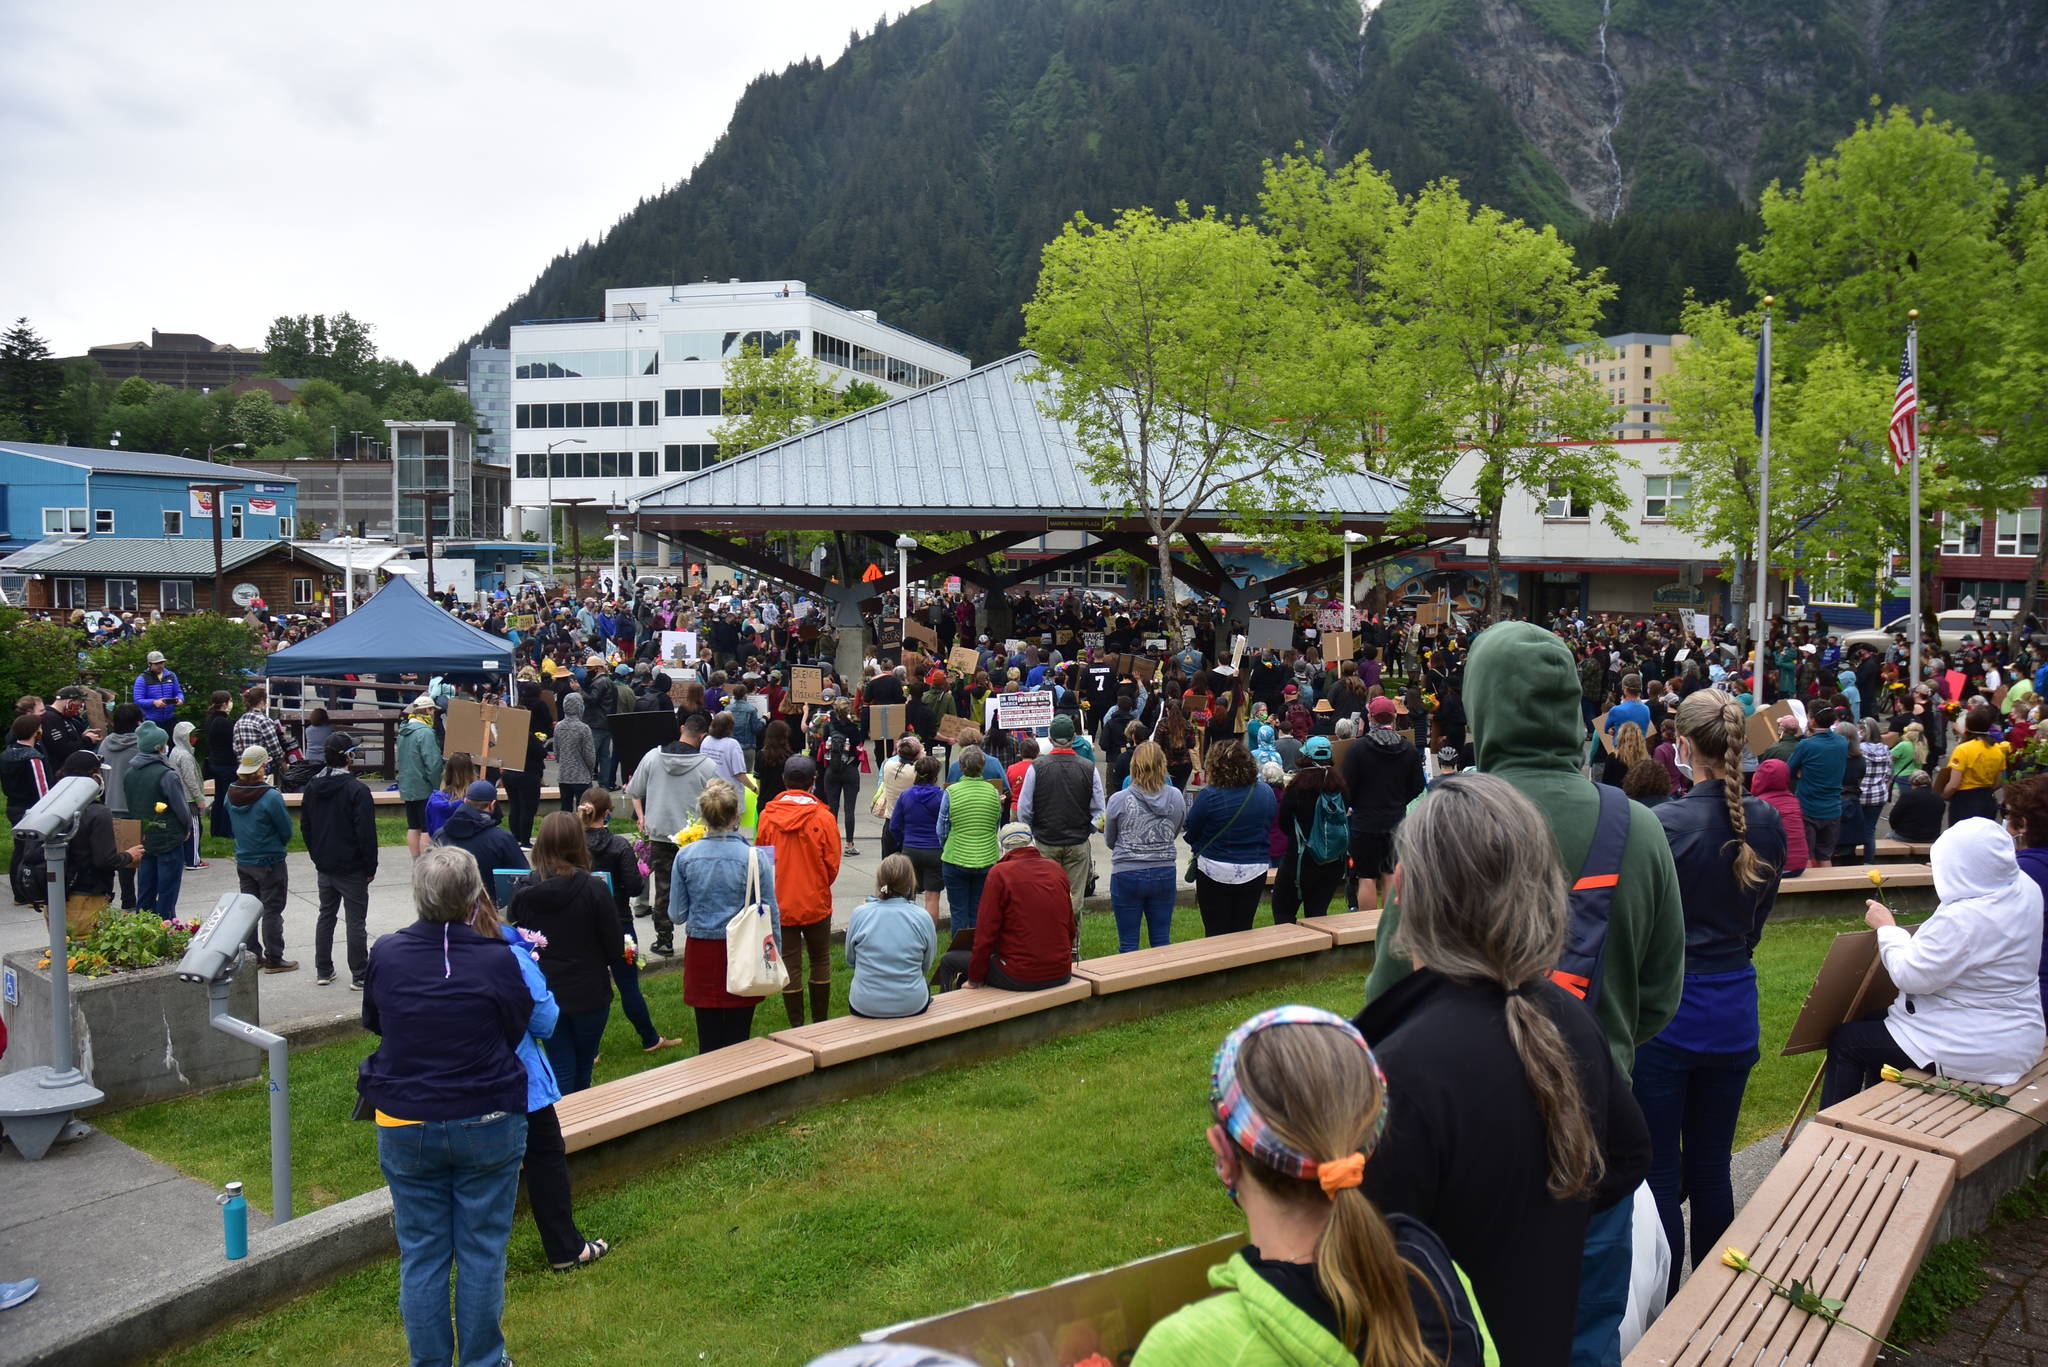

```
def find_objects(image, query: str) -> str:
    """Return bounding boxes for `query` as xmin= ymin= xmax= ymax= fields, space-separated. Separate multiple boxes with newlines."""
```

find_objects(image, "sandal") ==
xmin=551 ymin=1238 xmax=610 ymax=1272
xmin=642 ymin=1037 xmax=682 ymax=1053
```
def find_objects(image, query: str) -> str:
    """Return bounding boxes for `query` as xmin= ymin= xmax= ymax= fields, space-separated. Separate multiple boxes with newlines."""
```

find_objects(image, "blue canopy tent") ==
xmin=260 ymin=574 xmax=517 ymax=678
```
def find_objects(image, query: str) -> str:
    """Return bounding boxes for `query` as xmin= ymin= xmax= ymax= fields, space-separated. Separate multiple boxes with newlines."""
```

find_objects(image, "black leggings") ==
xmin=694 ymin=1004 xmax=757 ymax=1054
xmin=521 ymin=1104 xmax=586 ymax=1266
xmin=819 ymin=768 xmax=860 ymax=843
xmin=1271 ymin=852 xmax=1344 ymax=923
xmin=1820 ymin=1014 xmax=1921 ymax=1108
xmin=1195 ymin=871 xmax=1264 ymax=936
xmin=503 ymin=768 xmax=542 ymax=844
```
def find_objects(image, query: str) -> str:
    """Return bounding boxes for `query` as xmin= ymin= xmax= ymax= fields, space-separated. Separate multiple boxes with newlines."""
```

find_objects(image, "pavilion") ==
xmin=612 ymin=351 xmax=1478 ymax=675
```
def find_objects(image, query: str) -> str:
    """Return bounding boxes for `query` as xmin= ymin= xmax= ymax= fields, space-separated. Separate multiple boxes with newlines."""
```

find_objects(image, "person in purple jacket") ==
xmin=2006 ymin=775 xmax=2048 ymax=1013
xmin=132 ymin=651 xmax=184 ymax=730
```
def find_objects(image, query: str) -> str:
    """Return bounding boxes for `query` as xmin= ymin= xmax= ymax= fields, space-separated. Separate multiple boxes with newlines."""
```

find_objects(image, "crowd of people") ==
xmin=12 ymin=575 xmax=2048 ymax=1366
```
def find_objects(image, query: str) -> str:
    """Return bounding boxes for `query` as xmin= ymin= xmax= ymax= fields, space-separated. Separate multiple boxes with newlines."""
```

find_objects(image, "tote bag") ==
xmin=725 ymin=847 xmax=789 ymax=996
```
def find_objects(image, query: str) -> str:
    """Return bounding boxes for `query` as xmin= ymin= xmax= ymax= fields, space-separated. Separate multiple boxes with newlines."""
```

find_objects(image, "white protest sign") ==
xmin=659 ymin=630 xmax=699 ymax=664
xmin=998 ymin=690 xmax=1055 ymax=730
xmin=1691 ymin=613 xmax=1711 ymax=642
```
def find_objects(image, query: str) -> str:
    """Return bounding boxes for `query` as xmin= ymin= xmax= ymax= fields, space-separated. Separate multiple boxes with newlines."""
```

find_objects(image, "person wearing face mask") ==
xmin=1631 ymin=692 xmax=1785 ymax=1297
xmin=132 ymin=651 xmax=184 ymax=731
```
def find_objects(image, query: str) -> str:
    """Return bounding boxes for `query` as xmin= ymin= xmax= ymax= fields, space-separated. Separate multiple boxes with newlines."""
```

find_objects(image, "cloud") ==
xmin=0 ymin=0 xmax=920 ymax=369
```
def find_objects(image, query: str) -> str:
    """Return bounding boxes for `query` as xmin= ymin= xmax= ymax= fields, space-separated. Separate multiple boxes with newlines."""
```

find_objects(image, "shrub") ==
xmin=0 ymin=607 xmax=82 ymax=706
xmin=86 ymin=616 xmax=262 ymax=735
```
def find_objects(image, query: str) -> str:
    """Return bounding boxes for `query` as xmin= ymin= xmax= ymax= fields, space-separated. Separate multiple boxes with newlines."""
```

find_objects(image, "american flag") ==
xmin=1888 ymin=339 xmax=1918 ymax=472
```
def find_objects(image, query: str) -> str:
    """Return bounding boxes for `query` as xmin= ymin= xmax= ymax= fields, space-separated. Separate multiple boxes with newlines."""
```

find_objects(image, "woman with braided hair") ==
xmin=1631 ymin=688 xmax=1786 ymax=1297
xmin=1133 ymin=1004 xmax=1497 ymax=1367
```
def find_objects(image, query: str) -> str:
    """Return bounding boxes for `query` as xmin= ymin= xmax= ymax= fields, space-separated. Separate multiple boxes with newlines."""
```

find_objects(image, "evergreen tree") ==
xmin=0 ymin=317 xmax=65 ymax=441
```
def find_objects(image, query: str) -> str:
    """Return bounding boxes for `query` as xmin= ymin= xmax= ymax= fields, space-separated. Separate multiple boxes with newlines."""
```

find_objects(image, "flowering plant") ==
xmin=1880 ymin=1064 xmax=2043 ymax=1126
xmin=36 ymin=911 xmax=199 ymax=979
xmin=1719 ymin=1247 xmax=1905 ymax=1353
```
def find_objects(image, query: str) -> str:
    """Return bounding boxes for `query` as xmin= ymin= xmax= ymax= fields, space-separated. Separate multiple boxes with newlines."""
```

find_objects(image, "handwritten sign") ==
xmin=868 ymin=702 xmax=905 ymax=739
xmin=904 ymin=619 xmax=939 ymax=651
xmin=1082 ymin=631 xmax=1106 ymax=654
xmin=790 ymin=666 xmax=826 ymax=705
xmin=936 ymin=713 xmax=969 ymax=743
xmin=947 ymin=645 xmax=981 ymax=675
xmin=1130 ymin=656 xmax=1157 ymax=683
xmin=998 ymin=690 xmax=1055 ymax=730
xmin=1316 ymin=607 xmax=1347 ymax=633
xmin=877 ymin=617 xmax=902 ymax=648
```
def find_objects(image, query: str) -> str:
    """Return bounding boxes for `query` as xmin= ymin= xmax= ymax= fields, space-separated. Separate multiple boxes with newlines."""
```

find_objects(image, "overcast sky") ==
xmin=0 ymin=1 xmax=921 ymax=370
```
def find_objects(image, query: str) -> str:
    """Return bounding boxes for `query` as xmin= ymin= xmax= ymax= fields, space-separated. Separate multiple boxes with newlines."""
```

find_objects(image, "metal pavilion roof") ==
xmin=0 ymin=440 xmax=299 ymax=485
xmin=623 ymin=351 xmax=1472 ymax=535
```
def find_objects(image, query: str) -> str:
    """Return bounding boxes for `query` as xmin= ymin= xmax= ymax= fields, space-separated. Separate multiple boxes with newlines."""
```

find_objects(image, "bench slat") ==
xmin=1072 ymin=924 xmax=1329 ymax=994
xmin=1294 ymin=909 xmax=1381 ymax=947
xmin=557 ymin=1038 xmax=815 ymax=1152
xmin=771 ymin=979 xmax=1093 ymax=1067
xmin=1817 ymin=1053 xmax=2048 ymax=1176
xmin=1775 ymin=864 xmax=1931 ymax=896
xmin=1627 ymin=1127 xmax=1953 ymax=1367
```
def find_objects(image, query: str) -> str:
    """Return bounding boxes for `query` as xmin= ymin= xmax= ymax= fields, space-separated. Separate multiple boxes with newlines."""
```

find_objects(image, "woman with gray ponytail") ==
xmin=1356 ymin=773 xmax=1648 ymax=1367
xmin=1633 ymin=689 xmax=1786 ymax=1297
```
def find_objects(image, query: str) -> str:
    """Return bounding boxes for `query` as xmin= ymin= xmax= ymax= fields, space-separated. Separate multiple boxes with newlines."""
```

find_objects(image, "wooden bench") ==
xmin=1817 ymin=1054 xmax=2048 ymax=1177
xmin=1295 ymin=909 xmax=1382 ymax=946
xmin=771 ymin=979 xmax=1092 ymax=1067
xmin=556 ymin=1037 xmax=815 ymax=1153
xmin=1071 ymin=924 xmax=1330 ymax=994
xmin=1871 ymin=839 xmax=1933 ymax=861
xmin=1626 ymin=1126 xmax=1955 ymax=1367
xmin=1775 ymin=863 xmax=1932 ymax=896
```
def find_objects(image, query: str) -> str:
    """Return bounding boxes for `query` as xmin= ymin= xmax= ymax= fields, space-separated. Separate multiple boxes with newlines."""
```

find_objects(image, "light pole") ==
xmin=543 ymin=438 xmax=586 ymax=581
xmin=1341 ymin=530 xmax=1366 ymax=633
xmin=895 ymin=534 xmax=917 ymax=626
xmin=348 ymin=429 xmax=364 ymax=460
xmin=552 ymin=496 xmax=595 ymax=595
xmin=328 ymin=535 xmax=380 ymax=618
xmin=403 ymin=490 xmax=454 ymax=599
xmin=605 ymin=528 xmax=630 ymax=596
xmin=192 ymin=482 xmax=245 ymax=613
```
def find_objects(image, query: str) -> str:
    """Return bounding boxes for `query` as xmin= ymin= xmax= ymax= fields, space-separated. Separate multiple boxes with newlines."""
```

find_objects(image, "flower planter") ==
xmin=1 ymin=950 xmax=260 ymax=1108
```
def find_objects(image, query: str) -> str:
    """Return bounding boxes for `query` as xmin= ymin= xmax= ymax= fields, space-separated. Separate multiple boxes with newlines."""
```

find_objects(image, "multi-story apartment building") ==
xmin=508 ymin=280 xmax=970 ymax=557
xmin=466 ymin=347 xmax=512 ymax=466
xmin=78 ymin=330 xmax=266 ymax=391
xmin=1568 ymin=332 xmax=1690 ymax=439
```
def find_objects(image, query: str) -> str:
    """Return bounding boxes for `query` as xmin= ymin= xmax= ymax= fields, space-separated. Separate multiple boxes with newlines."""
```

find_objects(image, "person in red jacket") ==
xmin=754 ymin=755 xmax=843 ymax=1026
xmin=938 ymin=823 xmax=1076 ymax=991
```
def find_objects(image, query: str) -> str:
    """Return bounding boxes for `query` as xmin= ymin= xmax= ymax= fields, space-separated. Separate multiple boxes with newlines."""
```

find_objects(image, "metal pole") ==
xmin=207 ymin=977 xmax=292 ymax=1222
xmin=897 ymin=544 xmax=909 ymax=624
xmin=44 ymin=833 xmax=77 ymax=1073
xmin=1751 ymin=300 xmax=1773 ymax=701
xmin=1908 ymin=312 xmax=1923 ymax=692
xmin=1343 ymin=537 xmax=1355 ymax=633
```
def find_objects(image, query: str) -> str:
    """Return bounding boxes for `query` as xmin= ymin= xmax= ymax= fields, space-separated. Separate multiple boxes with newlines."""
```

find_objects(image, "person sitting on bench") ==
xmin=936 ymin=823 xmax=1074 ymax=992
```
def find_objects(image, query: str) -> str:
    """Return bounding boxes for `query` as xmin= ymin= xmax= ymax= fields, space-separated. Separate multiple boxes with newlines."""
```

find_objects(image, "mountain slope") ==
xmin=439 ymin=0 xmax=2048 ymax=372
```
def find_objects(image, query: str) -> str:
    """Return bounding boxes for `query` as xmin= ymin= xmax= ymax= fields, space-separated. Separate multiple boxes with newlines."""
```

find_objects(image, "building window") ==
xmin=292 ymin=577 xmax=315 ymax=605
xmin=1643 ymin=475 xmax=1690 ymax=521
xmin=1642 ymin=387 xmax=1652 ymax=403
xmin=1940 ymin=515 xmax=1983 ymax=557
xmin=161 ymin=580 xmax=194 ymax=612
xmin=162 ymin=510 xmax=183 ymax=536
xmin=639 ymin=451 xmax=656 ymax=477
xmin=52 ymin=578 xmax=85 ymax=608
xmin=1643 ymin=345 xmax=1653 ymax=358
xmin=1941 ymin=578 xmax=2030 ymax=612
xmin=230 ymin=505 xmax=244 ymax=537
xmin=639 ymin=400 xmax=657 ymax=425
xmin=1643 ymin=366 xmax=1652 ymax=380
xmin=93 ymin=510 xmax=114 ymax=534
xmin=513 ymin=348 xmax=658 ymax=380
xmin=104 ymin=579 xmax=139 ymax=610
xmin=1806 ymin=559 xmax=1862 ymax=606
xmin=1995 ymin=508 xmax=2041 ymax=557
xmin=663 ymin=444 xmax=719 ymax=473
xmin=42 ymin=508 xmax=86 ymax=535
xmin=1542 ymin=483 xmax=1590 ymax=520
xmin=663 ymin=388 xmax=723 ymax=418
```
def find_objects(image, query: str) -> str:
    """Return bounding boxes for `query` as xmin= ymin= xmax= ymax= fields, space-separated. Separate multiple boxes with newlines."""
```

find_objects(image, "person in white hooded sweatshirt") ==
xmin=1820 ymin=815 xmax=2047 ymax=1106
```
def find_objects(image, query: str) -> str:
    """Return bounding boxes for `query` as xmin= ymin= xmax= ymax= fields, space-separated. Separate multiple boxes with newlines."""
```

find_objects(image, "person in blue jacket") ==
xmin=132 ymin=651 xmax=184 ymax=730
xmin=1182 ymin=738 xmax=1278 ymax=938
xmin=473 ymin=893 xmax=609 ymax=1272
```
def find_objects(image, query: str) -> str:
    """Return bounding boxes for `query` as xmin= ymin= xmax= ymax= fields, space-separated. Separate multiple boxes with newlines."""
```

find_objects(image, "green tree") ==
xmin=1374 ymin=182 xmax=1624 ymax=618
xmin=87 ymin=617 xmax=262 ymax=736
xmin=1022 ymin=205 xmax=1333 ymax=629
xmin=713 ymin=340 xmax=869 ymax=454
xmin=226 ymin=390 xmax=293 ymax=451
xmin=0 ymin=607 xmax=81 ymax=706
xmin=261 ymin=313 xmax=378 ymax=388
xmin=0 ymin=317 xmax=65 ymax=441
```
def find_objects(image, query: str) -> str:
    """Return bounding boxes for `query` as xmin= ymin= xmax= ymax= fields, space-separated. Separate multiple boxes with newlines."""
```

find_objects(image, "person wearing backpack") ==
xmin=1273 ymin=736 xmax=1350 ymax=922
xmin=812 ymin=699 xmax=865 ymax=855
xmin=3 ymin=715 xmax=50 ymax=905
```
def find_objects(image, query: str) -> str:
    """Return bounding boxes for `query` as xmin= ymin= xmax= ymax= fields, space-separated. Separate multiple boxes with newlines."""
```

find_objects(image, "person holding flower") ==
xmin=1820 ymin=814 xmax=2047 ymax=1106
xmin=507 ymin=812 xmax=627 ymax=1092
xmin=673 ymin=778 xmax=780 ymax=1051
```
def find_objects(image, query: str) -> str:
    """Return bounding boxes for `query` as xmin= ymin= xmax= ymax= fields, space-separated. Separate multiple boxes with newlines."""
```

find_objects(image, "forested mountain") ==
xmin=438 ymin=0 xmax=2048 ymax=371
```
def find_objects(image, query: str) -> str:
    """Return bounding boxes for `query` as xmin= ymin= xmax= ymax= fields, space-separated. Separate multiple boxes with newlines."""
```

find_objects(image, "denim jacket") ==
xmin=669 ymin=830 xmax=782 ymax=942
xmin=499 ymin=926 xmax=562 ymax=1112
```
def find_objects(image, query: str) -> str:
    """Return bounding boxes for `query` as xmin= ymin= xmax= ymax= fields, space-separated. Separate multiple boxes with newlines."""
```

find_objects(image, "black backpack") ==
xmin=823 ymin=728 xmax=857 ymax=774
xmin=10 ymin=830 xmax=49 ymax=905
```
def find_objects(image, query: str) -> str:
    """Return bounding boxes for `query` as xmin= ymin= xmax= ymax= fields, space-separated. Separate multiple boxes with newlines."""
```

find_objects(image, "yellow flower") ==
xmin=1881 ymin=1064 xmax=1904 ymax=1083
xmin=534 ymin=731 xmax=547 ymax=740
xmin=672 ymin=820 xmax=707 ymax=847
xmin=1721 ymin=1247 xmax=1750 ymax=1271
xmin=154 ymin=802 xmax=168 ymax=813
xmin=1868 ymin=868 xmax=1885 ymax=888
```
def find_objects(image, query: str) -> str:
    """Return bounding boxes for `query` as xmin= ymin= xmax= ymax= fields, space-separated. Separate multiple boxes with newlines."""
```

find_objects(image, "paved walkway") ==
xmin=1906 ymin=1213 xmax=2048 ymax=1365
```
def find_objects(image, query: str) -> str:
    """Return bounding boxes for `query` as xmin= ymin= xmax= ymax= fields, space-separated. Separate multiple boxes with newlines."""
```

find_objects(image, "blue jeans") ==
xmin=378 ymin=1110 xmax=527 ymax=1367
xmin=543 ymin=1007 xmax=609 ymax=1094
xmin=135 ymin=850 xmax=185 ymax=921
xmin=1860 ymin=802 xmax=1885 ymax=862
xmin=1631 ymin=1036 xmax=1758 ymax=1299
xmin=1571 ymin=1197 xmax=1632 ymax=1367
xmin=593 ymin=730 xmax=616 ymax=790
xmin=1110 ymin=866 xmax=1176 ymax=952
xmin=942 ymin=861 xmax=990 ymax=934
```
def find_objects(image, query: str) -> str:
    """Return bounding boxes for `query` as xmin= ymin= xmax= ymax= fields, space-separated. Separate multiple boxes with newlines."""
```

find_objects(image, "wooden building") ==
xmin=6 ymin=538 xmax=349 ymax=617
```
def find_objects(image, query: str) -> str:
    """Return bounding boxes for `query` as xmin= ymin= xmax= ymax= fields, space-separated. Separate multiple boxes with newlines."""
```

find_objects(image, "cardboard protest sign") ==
xmin=1004 ymin=638 xmax=1026 ymax=656
xmin=999 ymin=690 xmax=1055 ymax=730
xmin=668 ymin=676 xmax=690 ymax=706
xmin=1322 ymin=630 xmax=1355 ymax=663
xmin=445 ymin=698 xmax=525 ymax=771
xmin=84 ymin=691 xmax=109 ymax=736
xmin=1783 ymin=928 xmax=1906 ymax=1056
xmin=1415 ymin=602 xmax=1450 ymax=626
xmin=867 ymin=1233 xmax=1244 ymax=1365
xmin=1591 ymin=711 xmax=1618 ymax=753
xmin=1246 ymin=617 xmax=1293 ymax=652
xmin=608 ymin=710 xmax=680 ymax=781
xmin=936 ymin=713 xmax=969 ymax=743
xmin=1744 ymin=699 xmax=1800 ymax=757
xmin=113 ymin=818 xmax=142 ymax=852
xmin=790 ymin=666 xmax=827 ymax=705
xmin=877 ymin=617 xmax=903 ymax=648
xmin=1129 ymin=656 xmax=1157 ymax=683
xmin=505 ymin=614 xmax=535 ymax=632
xmin=868 ymin=703 xmax=906 ymax=740
xmin=904 ymin=620 xmax=939 ymax=651
xmin=947 ymin=645 xmax=981 ymax=675
xmin=1082 ymin=631 xmax=1106 ymax=654
xmin=1331 ymin=737 xmax=1353 ymax=772
xmin=1144 ymin=637 xmax=1168 ymax=653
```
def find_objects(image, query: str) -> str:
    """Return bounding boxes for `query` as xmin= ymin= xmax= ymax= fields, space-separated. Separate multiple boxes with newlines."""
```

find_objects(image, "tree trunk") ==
xmin=1156 ymin=527 xmax=1180 ymax=636
xmin=1485 ymin=492 xmax=1504 ymax=623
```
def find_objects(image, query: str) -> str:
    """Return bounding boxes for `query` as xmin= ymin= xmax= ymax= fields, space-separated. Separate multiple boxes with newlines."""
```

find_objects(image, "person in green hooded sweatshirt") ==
xmin=1133 ymin=1004 xmax=1496 ymax=1367
xmin=1361 ymin=621 xmax=1682 ymax=1367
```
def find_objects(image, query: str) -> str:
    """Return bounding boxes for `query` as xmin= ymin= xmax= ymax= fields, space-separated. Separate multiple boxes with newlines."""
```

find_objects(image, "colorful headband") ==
xmin=1211 ymin=1005 xmax=1389 ymax=1194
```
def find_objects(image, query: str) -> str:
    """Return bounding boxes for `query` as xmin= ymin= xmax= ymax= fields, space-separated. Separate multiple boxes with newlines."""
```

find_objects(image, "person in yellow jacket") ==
xmin=1133 ymin=1006 xmax=1496 ymax=1367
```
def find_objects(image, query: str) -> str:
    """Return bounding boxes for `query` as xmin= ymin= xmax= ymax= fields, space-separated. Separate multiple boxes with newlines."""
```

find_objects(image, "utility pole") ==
xmin=403 ymin=490 xmax=454 ymax=599
xmin=192 ymin=482 xmax=244 ymax=613
xmin=552 ymin=496 xmax=595 ymax=597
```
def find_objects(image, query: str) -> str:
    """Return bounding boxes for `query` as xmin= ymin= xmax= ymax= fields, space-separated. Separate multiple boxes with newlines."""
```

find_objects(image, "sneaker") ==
xmin=650 ymin=939 xmax=675 ymax=958
xmin=350 ymin=980 xmax=364 ymax=992
xmin=0 ymin=1279 xmax=38 ymax=1311
xmin=187 ymin=860 xmax=210 ymax=870
xmin=261 ymin=959 xmax=300 ymax=974
xmin=316 ymin=973 xmax=335 ymax=986
xmin=843 ymin=843 xmax=859 ymax=856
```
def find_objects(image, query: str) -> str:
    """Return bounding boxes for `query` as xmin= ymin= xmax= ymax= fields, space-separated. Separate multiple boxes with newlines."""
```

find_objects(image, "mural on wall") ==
xmin=1357 ymin=554 xmax=1519 ymax=617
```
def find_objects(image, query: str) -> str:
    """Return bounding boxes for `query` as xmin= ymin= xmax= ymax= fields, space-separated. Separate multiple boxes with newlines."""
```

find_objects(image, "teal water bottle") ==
xmin=219 ymin=1181 xmax=248 ymax=1260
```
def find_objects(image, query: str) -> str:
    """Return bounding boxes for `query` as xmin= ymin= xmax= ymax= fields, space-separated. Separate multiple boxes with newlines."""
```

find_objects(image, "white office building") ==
xmin=508 ymin=280 xmax=971 ymax=563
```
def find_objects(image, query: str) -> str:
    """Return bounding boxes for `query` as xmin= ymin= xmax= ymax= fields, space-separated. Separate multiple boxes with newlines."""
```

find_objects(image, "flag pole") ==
xmin=1907 ymin=309 xmax=1922 ymax=693
xmin=1752 ymin=296 xmax=1773 ymax=700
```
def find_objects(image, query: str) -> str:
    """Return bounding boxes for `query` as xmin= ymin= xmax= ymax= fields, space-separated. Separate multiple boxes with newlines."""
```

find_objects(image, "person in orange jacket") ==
xmin=754 ymin=754 xmax=843 ymax=1026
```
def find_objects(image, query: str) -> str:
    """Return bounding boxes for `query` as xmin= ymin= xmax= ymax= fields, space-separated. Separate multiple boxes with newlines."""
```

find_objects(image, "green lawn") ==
xmin=116 ymin=903 xmax=1879 ymax=1365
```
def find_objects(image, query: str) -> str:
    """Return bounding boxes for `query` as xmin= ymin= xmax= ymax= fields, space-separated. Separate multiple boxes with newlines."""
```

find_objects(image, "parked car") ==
xmin=1837 ymin=611 xmax=2019 ymax=653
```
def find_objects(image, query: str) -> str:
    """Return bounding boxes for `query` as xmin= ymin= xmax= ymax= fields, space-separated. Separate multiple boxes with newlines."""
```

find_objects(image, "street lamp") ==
xmin=403 ymin=491 xmax=454 ymax=598
xmin=191 ymin=482 xmax=245 ymax=613
xmin=1341 ymin=530 xmax=1366 ymax=633
xmin=552 ymin=497 xmax=595 ymax=596
xmin=207 ymin=442 xmax=247 ymax=463
xmin=605 ymin=527 xmax=631 ymax=596
xmin=895 ymin=534 xmax=917 ymax=626
xmin=328 ymin=535 xmax=382 ymax=618
xmin=543 ymin=438 xmax=587 ymax=580
xmin=348 ymin=429 xmax=364 ymax=460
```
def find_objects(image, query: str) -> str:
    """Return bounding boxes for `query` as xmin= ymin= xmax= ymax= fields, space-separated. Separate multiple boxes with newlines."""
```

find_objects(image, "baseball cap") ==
xmin=236 ymin=744 xmax=269 ymax=775
xmin=465 ymin=779 xmax=500 ymax=803
xmin=145 ymin=650 xmax=166 ymax=665
xmin=1301 ymin=736 xmax=1333 ymax=762
xmin=408 ymin=693 xmax=436 ymax=713
xmin=56 ymin=685 xmax=89 ymax=702
xmin=1049 ymin=715 xmax=1075 ymax=741
xmin=324 ymin=733 xmax=359 ymax=764
xmin=783 ymin=754 xmax=818 ymax=787
xmin=1367 ymin=696 xmax=1398 ymax=719
xmin=997 ymin=821 xmax=1034 ymax=851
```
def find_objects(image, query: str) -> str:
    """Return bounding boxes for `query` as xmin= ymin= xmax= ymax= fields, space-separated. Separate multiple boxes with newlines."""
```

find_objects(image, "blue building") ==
xmin=0 ymin=441 xmax=297 ymax=556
